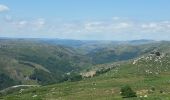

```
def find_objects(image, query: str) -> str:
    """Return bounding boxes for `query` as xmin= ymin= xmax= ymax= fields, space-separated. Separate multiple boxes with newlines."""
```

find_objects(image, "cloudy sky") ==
xmin=0 ymin=0 xmax=170 ymax=40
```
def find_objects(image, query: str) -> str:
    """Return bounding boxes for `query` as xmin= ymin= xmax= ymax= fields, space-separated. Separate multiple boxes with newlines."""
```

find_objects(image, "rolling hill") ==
xmin=0 ymin=39 xmax=91 ymax=89
xmin=0 ymin=38 xmax=157 ymax=90
xmin=1 ymin=40 xmax=170 ymax=99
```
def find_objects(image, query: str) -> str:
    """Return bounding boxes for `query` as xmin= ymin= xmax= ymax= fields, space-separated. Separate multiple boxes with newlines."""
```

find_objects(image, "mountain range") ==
xmin=0 ymin=38 xmax=170 ymax=99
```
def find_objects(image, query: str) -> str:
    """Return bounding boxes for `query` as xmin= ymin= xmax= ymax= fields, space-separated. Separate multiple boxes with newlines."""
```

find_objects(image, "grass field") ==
xmin=1 ymin=41 xmax=170 ymax=100
xmin=2 ymin=60 xmax=170 ymax=100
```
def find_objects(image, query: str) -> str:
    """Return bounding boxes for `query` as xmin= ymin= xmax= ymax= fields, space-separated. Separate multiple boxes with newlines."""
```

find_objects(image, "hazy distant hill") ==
xmin=0 ymin=39 xmax=91 ymax=89
xmin=0 ymin=38 xmax=161 ymax=90
xmin=42 ymin=38 xmax=155 ymax=46
xmin=2 ymin=41 xmax=170 ymax=99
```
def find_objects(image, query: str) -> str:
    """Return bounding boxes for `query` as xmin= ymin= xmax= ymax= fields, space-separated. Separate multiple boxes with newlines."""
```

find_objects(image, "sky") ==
xmin=0 ymin=0 xmax=170 ymax=40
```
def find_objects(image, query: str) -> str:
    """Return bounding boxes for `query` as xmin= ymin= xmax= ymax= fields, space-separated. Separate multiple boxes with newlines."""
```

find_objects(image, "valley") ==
xmin=0 ymin=39 xmax=170 ymax=99
xmin=0 ymin=1 xmax=169 ymax=100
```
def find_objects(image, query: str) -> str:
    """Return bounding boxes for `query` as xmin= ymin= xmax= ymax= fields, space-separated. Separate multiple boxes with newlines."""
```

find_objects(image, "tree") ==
xmin=69 ymin=72 xmax=82 ymax=82
xmin=29 ymin=69 xmax=56 ymax=85
xmin=120 ymin=85 xmax=137 ymax=98
xmin=0 ymin=73 xmax=20 ymax=90
xmin=155 ymin=51 xmax=161 ymax=56
xmin=64 ymin=72 xmax=82 ymax=82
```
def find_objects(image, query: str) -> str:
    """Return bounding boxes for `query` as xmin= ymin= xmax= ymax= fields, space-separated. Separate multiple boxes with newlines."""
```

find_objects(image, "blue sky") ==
xmin=0 ymin=0 xmax=170 ymax=40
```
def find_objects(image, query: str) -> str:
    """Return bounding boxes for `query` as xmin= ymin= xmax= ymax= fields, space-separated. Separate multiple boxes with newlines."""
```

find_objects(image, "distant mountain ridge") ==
xmin=0 ymin=38 xmax=167 ymax=91
xmin=2 ymin=41 xmax=170 ymax=99
xmin=41 ymin=38 xmax=156 ymax=47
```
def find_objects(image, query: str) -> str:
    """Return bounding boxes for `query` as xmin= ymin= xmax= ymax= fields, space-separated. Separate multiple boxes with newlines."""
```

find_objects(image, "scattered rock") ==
xmin=81 ymin=71 xmax=96 ymax=78
xmin=144 ymin=95 xmax=148 ymax=98
xmin=32 ymin=95 xmax=37 ymax=98
xmin=19 ymin=89 xmax=24 ymax=94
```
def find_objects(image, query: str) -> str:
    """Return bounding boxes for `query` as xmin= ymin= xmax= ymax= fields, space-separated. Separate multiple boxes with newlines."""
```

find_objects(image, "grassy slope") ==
xmin=1 ymin=41 xmax=170 ymax=100
xmin=0 ymin=39 xmax=91 ymax=88
xmin=0 ymin=39 xmax=157 ymax=88
xmin=86 ymin=42 xmax=158 ymax=64
xmin=2 ymin=47 xmax=170 ymax=100
xmin=3 ymin=67 xmax=170 ymax=100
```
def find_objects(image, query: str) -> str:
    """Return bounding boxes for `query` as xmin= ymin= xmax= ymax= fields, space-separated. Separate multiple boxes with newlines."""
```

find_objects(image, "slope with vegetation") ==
xmin=0 ymin=39 xmax=91 ymax=89
xmin=0 ymin=39 xmax=156 ymax=90
xmin=1 ymin=41 xmax=170 ymax=99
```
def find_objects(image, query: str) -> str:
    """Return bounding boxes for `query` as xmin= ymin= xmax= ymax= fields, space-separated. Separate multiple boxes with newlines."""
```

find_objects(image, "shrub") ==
xmin=151 ymin=87 xmax=155 ymax=91
xmin=69 ymin=73 xmax=82 ymax=82
xmin=95 ymin=68 xmax=111 ymax=76
xmin=63 ymin=72 xmax=82 ymax=82
xmin=0 ymin=73 xmax=21 ymax=90
xmin=160 ymin=90 xmax=163 ymax=93
xmin=29 ymin=69 xmax=56 ymax=85
xmin=120 ymin=85 xmax=137 ymax=98
xmin=155 ymin=52 xmax=161 ymax=56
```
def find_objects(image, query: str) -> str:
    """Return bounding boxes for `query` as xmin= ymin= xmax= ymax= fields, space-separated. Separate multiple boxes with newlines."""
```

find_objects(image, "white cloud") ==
xmin=141 ymin=23 xmax=158 ymax=28
xmin=114 ymin=22 xmax=131 ymax=29
xmin=17 ymin=21 xmax=28 ymax=28
xmin=83 ymin=20 xmax=133 ymax=33
xmin=9 ymin=20 xmax=28 ymax=29
xmin=84 ymin=21 xmax=106 ymax=32
xmin=33 ymin=18 xmax=45 ymax=29
xmin=1 ymin=16 xmax=170 ymax=40
xmin=0 ymin=4 xmax=9 ymax=12
xmin=5 ymin=18 xmax=46 ymax=30
xmin=140 ymin=22 xmax=170 ymax=33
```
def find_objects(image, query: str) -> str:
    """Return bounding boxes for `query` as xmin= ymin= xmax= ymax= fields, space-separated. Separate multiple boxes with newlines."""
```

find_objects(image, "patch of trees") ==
xmin=95 ymin=67 xmax=112 ymax=76
xmin=30 ymin=68 xmax=83 ymax=85
xmin=155 ymin=52 xmax=161 ymax=56
xmin=62 ymin=72 xmax=82 ymax=82
xmin=88 ymin=49 xmax=139 ymax=64
xmin=29 ymin=69 xmax=56 ymax=85
xmin=120 ymin=85 xmax=137 ymax=98
xmin=0 ymin=73 xmax=21 ymax=90
xmin=150 ymin=51 xmax=161 ymax=56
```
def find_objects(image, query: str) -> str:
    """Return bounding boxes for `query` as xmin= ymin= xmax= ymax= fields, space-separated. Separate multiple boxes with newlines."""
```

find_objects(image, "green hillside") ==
xmin=1 ymin=41 xmax=170 ymax=100
xmin=0 ymin=39 xmax=91 ymax=89
xmin=0 ymin=39 xmax=156 ymax=90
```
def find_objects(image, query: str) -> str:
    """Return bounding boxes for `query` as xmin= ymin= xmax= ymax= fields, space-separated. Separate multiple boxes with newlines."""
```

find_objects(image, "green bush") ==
xmin=120 ymin=85 xmax=137 ymax=98
xmin=0 ymin=73 xmax=21 ymax=90
xmin=151 ymin=87 xmax=155 ymax=91
xmin=160 ymin=90 xmax=163 ymax=93
xmin=29 ymin=69 xmax=56 ymax=85
xmin=95 ymin=68 xmax=111 ymax=76
xmin=63 ymin=72 xmax=82 ymax=82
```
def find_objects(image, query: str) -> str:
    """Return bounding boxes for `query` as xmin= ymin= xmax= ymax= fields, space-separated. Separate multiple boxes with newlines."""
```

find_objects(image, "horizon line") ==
xmin=0 ymin=37 xmax=165 ymax=42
